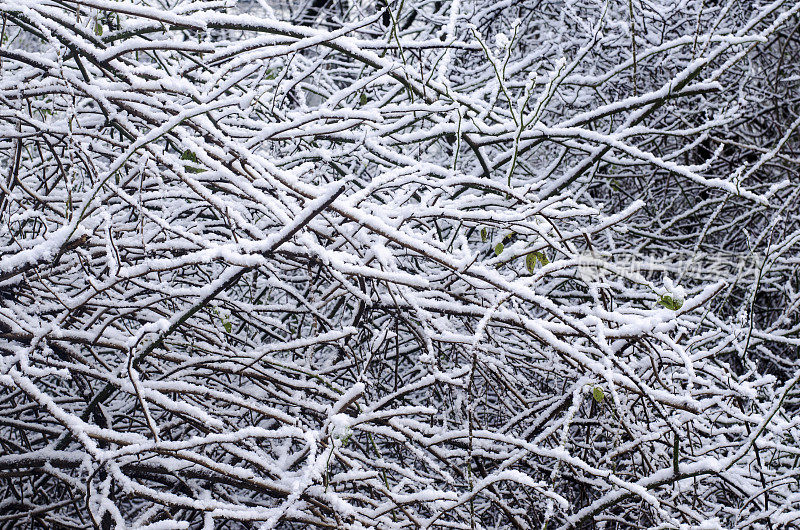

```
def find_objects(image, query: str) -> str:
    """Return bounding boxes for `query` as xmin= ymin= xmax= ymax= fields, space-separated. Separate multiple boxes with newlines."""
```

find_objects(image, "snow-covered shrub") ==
xmin=1 ymin=0 xmax=800 ymax=528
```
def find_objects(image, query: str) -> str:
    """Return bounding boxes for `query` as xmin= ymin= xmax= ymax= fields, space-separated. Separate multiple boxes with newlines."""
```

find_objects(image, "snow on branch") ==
xmin=1 ymin=0 xmax=800 ymax=528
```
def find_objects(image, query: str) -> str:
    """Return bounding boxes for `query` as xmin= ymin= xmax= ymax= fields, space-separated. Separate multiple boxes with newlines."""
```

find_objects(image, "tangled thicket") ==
xmin=1 ymin=0 xmax=800 ymax=528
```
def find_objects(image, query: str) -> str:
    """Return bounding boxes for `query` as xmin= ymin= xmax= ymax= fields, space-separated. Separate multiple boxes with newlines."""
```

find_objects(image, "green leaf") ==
xmin=180 ymin=150 xmax=205 ymax=173
xmin=181 ymin=150 xmax=197 ymax=162
xmin=480 ymin=227 xmax=488 ymax=243
xmin=360 ymin=93 xmax=368 ymax=106
xmin=94 ymin=22 xmax=103 ymax=36
xmin=658 ymin=294 xmax=683 ymax=311
xmin=494 ymin=243 xmax=504 ymax=256
xmin=525 ymin=253 xmax=536 ymax=274
xmin=216 ymin=308 xmax=232 ymax=333
xmin=593 ymin=386 xmax=604 ymax=403
xmin=525 ymin=251 xmax=549 ymax=272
